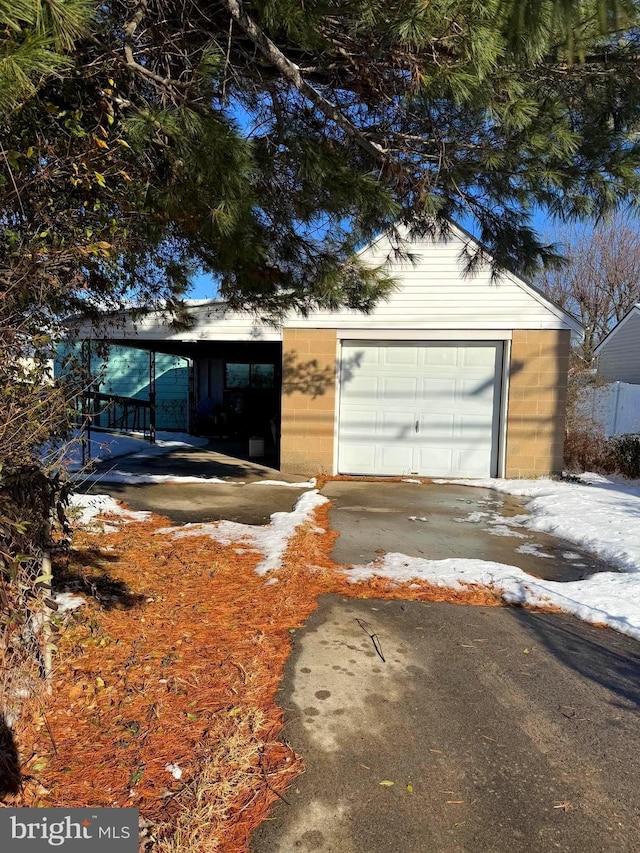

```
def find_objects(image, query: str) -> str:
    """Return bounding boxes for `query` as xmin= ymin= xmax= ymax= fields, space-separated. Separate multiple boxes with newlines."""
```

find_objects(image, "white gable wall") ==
xmin=596 ymin=307 xmax=640 ymax=384
xmin=285 ymin=231 xmax=574 ymax=331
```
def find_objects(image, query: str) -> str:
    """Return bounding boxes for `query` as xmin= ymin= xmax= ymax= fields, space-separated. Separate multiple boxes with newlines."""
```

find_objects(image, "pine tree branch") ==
xmin=221 ymin=0 xmax=388 ymax=164
xmin=121 ymin=0 xmax=189 ymax=91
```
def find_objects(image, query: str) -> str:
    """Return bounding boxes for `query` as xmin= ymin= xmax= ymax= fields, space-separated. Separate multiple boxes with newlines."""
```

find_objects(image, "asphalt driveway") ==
xmin=251 ymin=596 xmax=640 ymax=853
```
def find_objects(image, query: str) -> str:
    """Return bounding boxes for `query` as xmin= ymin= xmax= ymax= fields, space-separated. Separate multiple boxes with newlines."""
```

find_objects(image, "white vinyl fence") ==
xmin=579 ymin=382 xmax=640 ymax=437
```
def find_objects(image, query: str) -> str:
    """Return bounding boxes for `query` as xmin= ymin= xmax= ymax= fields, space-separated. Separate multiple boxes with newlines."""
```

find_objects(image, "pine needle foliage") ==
xmin=1 ymin=0 xmax=639 ymax=323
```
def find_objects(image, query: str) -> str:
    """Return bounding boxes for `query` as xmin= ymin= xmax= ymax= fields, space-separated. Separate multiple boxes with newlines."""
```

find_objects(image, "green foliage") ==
xmin=2 ymin=0 xmax=640 ymax=323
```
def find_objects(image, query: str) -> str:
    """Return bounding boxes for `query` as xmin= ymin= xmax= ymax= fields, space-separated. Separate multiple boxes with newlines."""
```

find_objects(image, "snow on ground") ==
xmin=345 ymin=554 xmax=640 ymax=640
xmin=436 ymin=474 xmax=640 ymax=574
xmin=43 ymin=429 xmax=209 ymax=471
xmin=68 ymin=493 xmax=150 ymax=530
xmin=65 ymin=472 xmax=640 ymax=641
xmin=160 ymin=490 xmax=328 ymax=576
xmin=249 ymin=478 xmax=317 ymax=488
xmin=347 ymin=473 xmax=640 ymax=641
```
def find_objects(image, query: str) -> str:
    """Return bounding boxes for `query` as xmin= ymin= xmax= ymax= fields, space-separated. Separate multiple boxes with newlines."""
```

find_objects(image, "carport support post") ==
xmin=149 ymin=349 xmax=156 ymax=444
xmin=81 ymin=339 xmax=92 ymax=467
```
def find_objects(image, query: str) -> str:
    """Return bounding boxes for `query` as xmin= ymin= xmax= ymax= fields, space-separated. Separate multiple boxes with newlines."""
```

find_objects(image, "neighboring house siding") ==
xmin=99 ymin=346 xmax=189 ymax=431
xmin=280 ymin=329 xmax=337 ymax=475
xmin=579 ymin=382 xmax=640 ymax=437
xmin=596 ymin=310 xmax=640 ymax=384
xmin=505 ymin=330 xmax=571 ymax=478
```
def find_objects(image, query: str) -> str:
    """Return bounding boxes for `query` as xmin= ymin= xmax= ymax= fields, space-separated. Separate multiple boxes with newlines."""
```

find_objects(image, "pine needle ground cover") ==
xmin=6 ymin=500 xmax=501 ymax=851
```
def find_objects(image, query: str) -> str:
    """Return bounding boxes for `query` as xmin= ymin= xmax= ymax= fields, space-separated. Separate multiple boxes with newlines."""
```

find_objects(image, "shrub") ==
xmin=607 ymin=434 xmax=640 ymax=479
xmin=563 ymin=424 xmax=613 ymax=473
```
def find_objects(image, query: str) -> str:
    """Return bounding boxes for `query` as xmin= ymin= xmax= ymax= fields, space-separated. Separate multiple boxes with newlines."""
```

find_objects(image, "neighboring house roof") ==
xmin=593 ymin=304 xmax=640 ymax=357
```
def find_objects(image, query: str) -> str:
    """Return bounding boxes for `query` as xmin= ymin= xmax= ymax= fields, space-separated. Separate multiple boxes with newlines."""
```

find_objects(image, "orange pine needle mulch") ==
xmin=7 ymin=500 xmax=504 ymax=851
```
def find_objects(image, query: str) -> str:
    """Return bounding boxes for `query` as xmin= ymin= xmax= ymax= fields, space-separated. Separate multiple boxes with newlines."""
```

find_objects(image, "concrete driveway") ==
xmin=251 ymin=596 xmax=640 ymax=853
xmin=79 ymin=443 xmax=310 ymax=525
xmin=321 ymin=480 xmax=608 ymax=582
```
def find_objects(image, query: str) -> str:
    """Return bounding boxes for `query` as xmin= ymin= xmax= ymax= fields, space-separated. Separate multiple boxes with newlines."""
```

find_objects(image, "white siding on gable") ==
xmin=596 ymin=308 xmax=640 ymax=384
xmin=287 ymin=231 xmax=573 ymax=331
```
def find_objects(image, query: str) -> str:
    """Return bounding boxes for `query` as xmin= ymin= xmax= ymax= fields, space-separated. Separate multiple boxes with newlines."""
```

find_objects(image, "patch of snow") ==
xmin=68 ymin=493 xmax=150 ymax=529
xmin=345 ymin=554 xmax=640 ymax=641
xmin=54 ymin=592 xmax=86 ymax=612
xmin=435 ymin=476 xmax=640 ymax=575
xmin=462 ymin=511 xmax=490 ymax=523
xmin=408 ymin=516 xmax=429 ymax=522
xmin=250 ymin=478 xmax=317 ymax=488
xmin=402 ymin=478 xmax=422 ymax=484
xmin=516 ymin=543 xmax=552 ymax=559
xmin=486 ymin=523 xmax=527 ymax=539
xmin=76 ymin=472 xmax=230 ymax=485
xmin=163 ymin=490 xmax=328 ymax=576
xmin=164 ymin=763 xmax=182 ymax=780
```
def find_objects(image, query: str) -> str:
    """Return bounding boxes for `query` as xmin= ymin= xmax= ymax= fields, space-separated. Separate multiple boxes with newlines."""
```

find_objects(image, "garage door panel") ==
xmin=384 ymin=346 xmax=420 ymax=366
xmin=380 ymin=445 xmax=416 ymax=471
xmin=459 ymin=377 xmax=496 ymax=408
xmin=342 ymin=373 xmax=380 ymax=399
xmin=380 ymin=376 xmax=418 ymax=401
xmin=423 ymin=346 xmax=459 ymax=366
xmin=420 ymin=413 xmax=456 ymax=439
xmin=419 ymin=378 xmax=456 ymax=407
xmin=415 ymin=446 xmax=454 ymax=475
xmin=338 ymin=342 xmax=502 ymax=478
xmin=380 ymin=410 xmax=417 ymax=442
xmin=343 ymin=444 xmax=377 ymax=471
xmin=457 ymin=446 xmax=495 ymax=477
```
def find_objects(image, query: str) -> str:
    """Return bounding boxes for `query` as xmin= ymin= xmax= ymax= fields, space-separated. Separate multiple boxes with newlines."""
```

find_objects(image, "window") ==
xmin=225 ymin=363 xmax=275 ymax=389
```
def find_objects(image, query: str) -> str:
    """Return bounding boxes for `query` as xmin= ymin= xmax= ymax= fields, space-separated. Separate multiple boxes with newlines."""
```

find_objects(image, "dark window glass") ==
xmin=251 ymin=364 xmax=275 ymax=388
xmin=225 ymin=363 xmax=250 ymax=388
xmin=225 ymin=363 xmax=275 ymax=389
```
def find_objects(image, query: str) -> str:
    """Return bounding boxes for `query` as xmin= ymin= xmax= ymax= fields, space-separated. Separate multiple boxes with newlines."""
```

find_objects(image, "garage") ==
xmin=337 ymin=341 xmax=503 ymax=477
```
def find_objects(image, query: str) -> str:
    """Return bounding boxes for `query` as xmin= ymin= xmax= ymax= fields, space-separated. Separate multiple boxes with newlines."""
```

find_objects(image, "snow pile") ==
xmin=345 ymin=554 xmax=640 ymax=640
xmin=54 ymin=592 xmax=86 ymax=613
xmin=44 ymin=430 xmax=209 ymax=471
xmin=437 ymin=475 xmax=640 ymax=574
xmin=68 ymin=493 xmax=150 ymax=529
xmin=163 ymin=490 xmax=328 ymax=576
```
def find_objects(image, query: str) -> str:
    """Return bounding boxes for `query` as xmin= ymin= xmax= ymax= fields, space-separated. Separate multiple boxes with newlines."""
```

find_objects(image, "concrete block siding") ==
xmin=506 ymin=330 xmax=571 ymax=478
xmin=280 ymin=329 xmax=337 ymax=475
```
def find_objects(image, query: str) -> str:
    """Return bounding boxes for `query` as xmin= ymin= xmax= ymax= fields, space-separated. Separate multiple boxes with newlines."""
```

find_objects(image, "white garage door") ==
xmin=338 ymin=342 xmax=503 ymax=477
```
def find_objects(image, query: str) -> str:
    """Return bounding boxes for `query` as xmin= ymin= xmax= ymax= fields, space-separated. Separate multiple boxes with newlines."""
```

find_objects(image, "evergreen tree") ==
xmin=2 ymin=0 xmax=640 ymax=464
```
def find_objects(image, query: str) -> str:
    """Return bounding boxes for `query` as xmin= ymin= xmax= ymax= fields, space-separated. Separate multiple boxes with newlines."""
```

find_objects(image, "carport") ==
xmin=72 ymin=302 xmax=283 ymax=462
